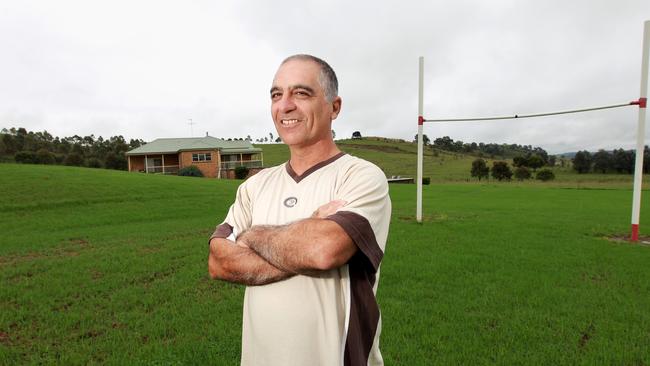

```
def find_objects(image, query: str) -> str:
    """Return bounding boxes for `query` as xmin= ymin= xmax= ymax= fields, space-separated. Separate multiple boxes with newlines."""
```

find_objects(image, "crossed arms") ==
xmin=208 ymin=200 xmax=357 ymax=286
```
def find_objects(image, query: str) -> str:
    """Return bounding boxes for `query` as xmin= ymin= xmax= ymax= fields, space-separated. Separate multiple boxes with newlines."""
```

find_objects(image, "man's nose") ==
xmin=277 ymin=94 xmax=296 ymax=113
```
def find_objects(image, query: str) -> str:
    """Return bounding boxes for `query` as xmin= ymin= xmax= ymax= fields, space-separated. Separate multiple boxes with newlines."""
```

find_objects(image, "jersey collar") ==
xmin=285 ymin=152 xmax=346 ymax=183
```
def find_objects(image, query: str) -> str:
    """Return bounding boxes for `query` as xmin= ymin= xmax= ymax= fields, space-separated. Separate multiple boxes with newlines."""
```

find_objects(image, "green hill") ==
xmin=256 ymin=137 xmax=641 ymax=187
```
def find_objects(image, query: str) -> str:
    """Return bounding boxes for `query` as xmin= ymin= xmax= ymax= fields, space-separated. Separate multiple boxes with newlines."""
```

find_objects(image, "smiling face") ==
xmin=270 ymin=58 xmax=341 ymax=151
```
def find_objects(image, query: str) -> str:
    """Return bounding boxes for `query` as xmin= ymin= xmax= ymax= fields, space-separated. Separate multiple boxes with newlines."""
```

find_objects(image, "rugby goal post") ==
xmin=416 ymin=20 xmax=650 ymax=242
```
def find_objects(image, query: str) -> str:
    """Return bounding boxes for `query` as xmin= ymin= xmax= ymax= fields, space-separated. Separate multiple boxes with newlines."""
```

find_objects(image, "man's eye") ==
xmin=271 ymin=93 xmax=281 ymax=99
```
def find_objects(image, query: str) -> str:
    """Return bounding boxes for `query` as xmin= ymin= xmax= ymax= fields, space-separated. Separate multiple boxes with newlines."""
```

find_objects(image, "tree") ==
xmin=572 ymin=150 xmax=592 ymax=174
xmin=491 ymin=161 xmax=513 ymax=181
xmin=514 ymin=166 xmax=531 ymax=181
xmin=470 ymin=158 xmax=489 ymax=181
xmin=269 ymin=132 xmax=274 ymax=142
xmin=612 ymin=149 xmax=634 ymax=173
xmin=331 ymin=130 xmax=336 ymax=139
xmin=352 ymin=131 xmax=362 ymax=139
xmin=547 ymin=155 xmax=557 ymax=167
xmin=414 ymin=134 xmax=430 ymax=145
xmin=526 ymin=155 xmax=545 ymax=171
xmin=592 ymin=149 xmax=612 ymax=173
xmin=512 ymin=155 xmax=527 ymax=167
xmin=275 ymin=137 xmax=282 ymax=143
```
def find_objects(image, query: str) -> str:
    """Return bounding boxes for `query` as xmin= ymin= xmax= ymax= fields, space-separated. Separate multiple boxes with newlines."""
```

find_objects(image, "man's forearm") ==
xmin=208 ymin=238 xmax=293 ymax=286
xmin=239 ymin=218 xmax=355 ymax=274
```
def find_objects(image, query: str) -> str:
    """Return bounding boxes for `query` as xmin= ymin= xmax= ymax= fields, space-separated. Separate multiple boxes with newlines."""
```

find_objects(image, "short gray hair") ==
xmin=281 ymin=54 xmax=338 ymax=102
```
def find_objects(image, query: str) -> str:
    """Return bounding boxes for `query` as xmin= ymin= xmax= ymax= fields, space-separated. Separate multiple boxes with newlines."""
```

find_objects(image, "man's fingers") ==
xmin=312 ymin=199 xmax=348 ymax=218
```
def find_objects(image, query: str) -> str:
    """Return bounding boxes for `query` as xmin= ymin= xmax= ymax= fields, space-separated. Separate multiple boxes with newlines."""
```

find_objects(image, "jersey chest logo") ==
xmin=283 ymin=196 xmax=298 ymax=208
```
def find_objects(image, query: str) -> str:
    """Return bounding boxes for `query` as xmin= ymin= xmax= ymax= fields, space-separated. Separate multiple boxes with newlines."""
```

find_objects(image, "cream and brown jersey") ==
xmin=211 ymin=152 xmax=391 ymax=366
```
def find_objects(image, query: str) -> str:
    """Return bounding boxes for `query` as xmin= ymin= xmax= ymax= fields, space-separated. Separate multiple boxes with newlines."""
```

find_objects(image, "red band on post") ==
xmin=631 ymin=98 xmax=647 ymax=108
xmin=418 ymin=116 xmax=424 ymax=125
xmin=632 ymin=224 xmax=639 ymax=242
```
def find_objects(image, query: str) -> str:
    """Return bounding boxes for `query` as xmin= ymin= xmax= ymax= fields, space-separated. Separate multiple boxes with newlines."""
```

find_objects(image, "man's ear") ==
xmin=331 ymin=97 xmax=342 ymax=120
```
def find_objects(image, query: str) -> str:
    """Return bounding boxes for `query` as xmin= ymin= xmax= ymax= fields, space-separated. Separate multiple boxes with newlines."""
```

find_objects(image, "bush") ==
xmin=536 ymin=168 xmax=555 ymax=181
xmin=36 ymin=149 xmax=56 ymax=164
xmin=64 ymin=152 xmax=84 ymax=166
xmin=422 ymin=177 xmax=430 ymax=185
xmin=235 ymin=166 xmax=250 ymax=179
xmin=514 ymin=166 xmax=531 ymax=181
xmin=104 ymin=153 xmax=127 ymax=170
xmin=178 ymin=165 xmax=204 ymax=177
xmin=86 ymin=158 xmax=103 ymax=168
xmin=14 ymin=151 xmax=38 ymax=164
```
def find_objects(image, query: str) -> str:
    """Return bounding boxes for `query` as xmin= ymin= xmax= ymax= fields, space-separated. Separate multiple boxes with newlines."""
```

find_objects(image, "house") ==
xmin=125 ymin=136 xmax=263 ymax=178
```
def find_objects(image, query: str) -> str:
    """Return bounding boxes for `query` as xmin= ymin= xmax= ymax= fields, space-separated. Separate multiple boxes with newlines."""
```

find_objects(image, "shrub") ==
xmin=422 ymin=177 xmax=430 ymax=185
xmin=14 ymin=151 xmax=38 ymax=164
xmin=235 ymin=166 xmax=250 ymax=179
xmin=104 ymin=153 xmax=127 ymax=170
xmin=178 ymin=165 xmax=204 ymax=177
xmin=536 ymin=169 xmax=555 ymax=181
xmin=514 ymin=166 xmax=531 ymax=181
xmin=86 ymin=158 xmax=103 ymax=168
xmin=64 ymin=152 xmax=84 ymax=166
xmin=36 ymin=149 xmax=56 ymax=164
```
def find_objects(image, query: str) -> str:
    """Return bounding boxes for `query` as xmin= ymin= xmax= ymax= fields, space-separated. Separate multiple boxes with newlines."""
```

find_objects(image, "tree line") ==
xmin=571 ymin=148 xmax=650 ymax=174
xmin=416 ymin=134 xmax=550 ymax=161
xmin=470 ymin=158 xmax=555 ymax=182
xmin=0 ymin=127 xmax=144 ymax=170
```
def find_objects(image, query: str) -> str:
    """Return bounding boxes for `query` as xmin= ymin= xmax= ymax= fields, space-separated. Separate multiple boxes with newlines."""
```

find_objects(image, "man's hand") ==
xmin=208 ymin=237 xmax=293 ymax=286
xmin=238 ymin=212 xmax=356 ymax=274
xmin=311 ymin=199 xmax=347 ymax=219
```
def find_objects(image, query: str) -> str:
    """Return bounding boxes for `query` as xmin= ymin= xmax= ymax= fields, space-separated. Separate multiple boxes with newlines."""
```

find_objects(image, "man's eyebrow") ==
xmin=291 ymin=84 xmax=315 ymax=94
xmin=270 ymin=86 xmax=281 ymax=95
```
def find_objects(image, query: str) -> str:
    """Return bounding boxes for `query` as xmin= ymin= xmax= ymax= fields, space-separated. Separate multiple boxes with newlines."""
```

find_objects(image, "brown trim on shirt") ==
xmin=209 ymin=223 xmax=234 ymax=243
xmin=326 ymin=211 xmax=383 ymax=275
xmin=326 ymin=210 xmax=384 ymax=365
xmin=344 ymin=252 xmax=381 ymax=366
xmin=285 ymin=152 xmax=346 ymax=183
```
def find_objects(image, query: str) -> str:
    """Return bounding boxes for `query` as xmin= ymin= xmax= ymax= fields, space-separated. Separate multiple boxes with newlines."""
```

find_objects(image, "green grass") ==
xmin=2 ymin=163 xmax=650 ymax=364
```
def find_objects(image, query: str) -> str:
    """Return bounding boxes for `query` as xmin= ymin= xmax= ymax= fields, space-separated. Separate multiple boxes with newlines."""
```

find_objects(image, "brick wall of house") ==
xmin=179 ymin=150 xmax=220 ymax=178
xmin=129 ymin=156 xmax=145 ymax=172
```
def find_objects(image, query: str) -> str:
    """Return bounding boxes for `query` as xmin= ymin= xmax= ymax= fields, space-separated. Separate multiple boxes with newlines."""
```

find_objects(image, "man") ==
xmin=208 ymin=54 xmax=391 ymax=366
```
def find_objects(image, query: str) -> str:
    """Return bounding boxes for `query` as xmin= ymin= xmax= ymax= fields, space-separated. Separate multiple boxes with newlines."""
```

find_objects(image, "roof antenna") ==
xmin=188 ymin=118 xmax=196 ymax=137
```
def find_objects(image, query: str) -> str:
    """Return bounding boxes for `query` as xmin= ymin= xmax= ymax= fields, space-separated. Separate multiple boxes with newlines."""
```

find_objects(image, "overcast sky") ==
xmin=1 ymin=0 xmax=649 ymax=153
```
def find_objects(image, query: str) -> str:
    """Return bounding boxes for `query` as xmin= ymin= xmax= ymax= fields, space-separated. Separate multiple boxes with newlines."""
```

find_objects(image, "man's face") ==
xmin=270 ymin=59 xmax=341 ymax=149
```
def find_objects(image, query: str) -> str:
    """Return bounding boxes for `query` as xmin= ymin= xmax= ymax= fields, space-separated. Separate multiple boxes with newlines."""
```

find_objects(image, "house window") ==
xmin=192 ymin=153 xmax=212 ymax=162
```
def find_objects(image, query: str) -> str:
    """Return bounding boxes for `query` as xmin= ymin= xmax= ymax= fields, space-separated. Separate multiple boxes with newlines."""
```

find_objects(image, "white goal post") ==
xmin=416 ymin=21 xmax=650 ymax=242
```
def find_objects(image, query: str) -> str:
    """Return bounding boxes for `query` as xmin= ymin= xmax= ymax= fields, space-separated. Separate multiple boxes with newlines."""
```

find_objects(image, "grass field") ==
xmin=2 ymin=163 xmax=650 ymax=365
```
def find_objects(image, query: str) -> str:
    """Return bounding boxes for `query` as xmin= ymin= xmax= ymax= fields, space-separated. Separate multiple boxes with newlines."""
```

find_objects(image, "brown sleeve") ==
xmin=325 ymin=211 xmax=383 ymax=273
xmin=208 ymin=223 xmax=234 ymax=245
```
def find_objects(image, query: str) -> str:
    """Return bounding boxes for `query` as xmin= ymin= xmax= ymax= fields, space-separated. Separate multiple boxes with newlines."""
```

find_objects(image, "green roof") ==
xmin=125 ymin=136 xmax=262 ymax=155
